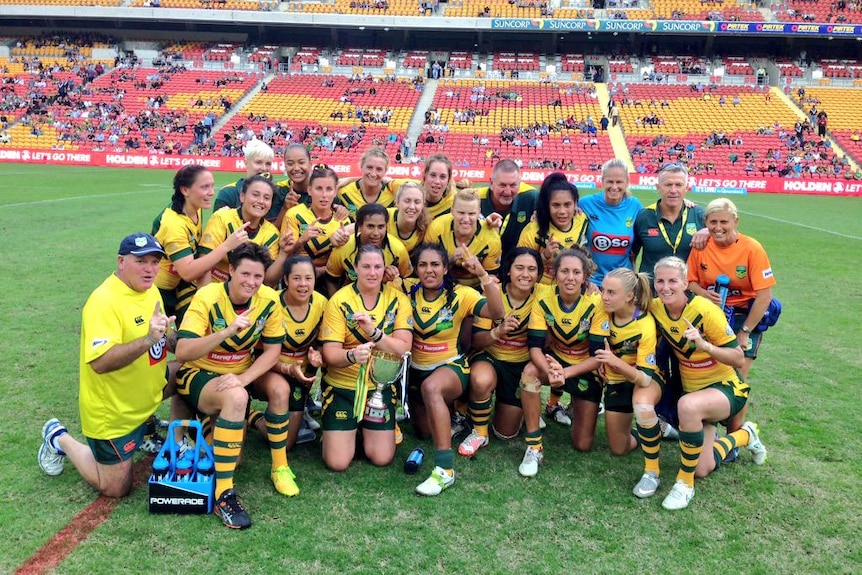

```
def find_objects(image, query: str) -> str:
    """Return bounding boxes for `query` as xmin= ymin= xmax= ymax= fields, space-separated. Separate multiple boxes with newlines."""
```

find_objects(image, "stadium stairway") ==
xmin=595 ymin=82 xmax=634 ymax=170
xmin=774 ymin=86 xmax=861 ymax=172
xmin=406 ymin=77 xmax=440 ymax=146
xmin=210 ymin=72 xmax=275 ymax=135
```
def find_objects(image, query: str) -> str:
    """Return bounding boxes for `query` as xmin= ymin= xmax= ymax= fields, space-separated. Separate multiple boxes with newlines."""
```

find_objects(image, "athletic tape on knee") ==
xmin=519 ymin=375 xmax=541 ymax=393
xmin=633 ymin=404 xmax=658 ymax=428
xmin=491 ymin=424 xmax=519 ymax=441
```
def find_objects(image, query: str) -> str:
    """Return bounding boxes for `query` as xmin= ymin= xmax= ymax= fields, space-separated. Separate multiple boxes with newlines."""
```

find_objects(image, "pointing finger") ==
xmin=683 ymin=317 xmax=695 ymax=330
xmin=153 ymin=301 xmax=162 ymax=316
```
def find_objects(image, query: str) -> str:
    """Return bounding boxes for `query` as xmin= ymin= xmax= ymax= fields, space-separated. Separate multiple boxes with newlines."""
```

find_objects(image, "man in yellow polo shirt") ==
xmin=38 ymin=233 xmax=176 ymax=498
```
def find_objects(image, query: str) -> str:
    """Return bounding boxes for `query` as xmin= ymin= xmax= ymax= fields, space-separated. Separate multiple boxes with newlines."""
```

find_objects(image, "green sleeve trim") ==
xmin=177 ymin=330 xmax=200 ymax=340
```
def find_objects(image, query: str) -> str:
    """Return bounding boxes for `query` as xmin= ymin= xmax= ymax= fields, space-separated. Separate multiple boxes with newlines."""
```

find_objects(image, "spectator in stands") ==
xmin=476 ymin=160 xmax=539 ymax=256
xmin=579 ymin=159 xmax=643 ymax=287
xmin=214 ymin=139 xmax=283 ymax=223
xmin=817 ymin=111 xmax=828 ymax=138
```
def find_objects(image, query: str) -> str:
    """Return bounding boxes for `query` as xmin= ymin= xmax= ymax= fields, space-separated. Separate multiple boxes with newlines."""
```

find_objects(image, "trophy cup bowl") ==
xmin=364 ymin=350 xmax=404 ymax=424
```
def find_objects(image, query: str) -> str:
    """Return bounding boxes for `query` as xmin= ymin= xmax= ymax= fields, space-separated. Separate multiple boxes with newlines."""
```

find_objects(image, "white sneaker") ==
xmin=546 ymin=404 xmax=572 ymax=426
xmin=662 ymin=480 xmax=694 ymax=510
xmin=415 ymin=466 xmax=455 ymax=496
xmin=458 ymin=430 xmax=489 ymax=456
xmin=518 ymin=447 xmax=544 ymax=477
xmin=741 ymin=421 xmax=767 ymax=465
xmin=303 ymin=410 xmax=321 ymax=431
xmin=38 ymin=419 xmax=67 ymax=476
xmin=632 ymin=472 xmax=661 ymax=498
xmin=658 ymin=416 xmax=680 ymax=440
xmin=538 ymin=415 xmax=547 ymax=429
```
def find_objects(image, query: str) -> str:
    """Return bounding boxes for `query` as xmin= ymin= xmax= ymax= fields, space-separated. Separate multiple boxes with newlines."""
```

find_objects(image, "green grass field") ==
xmin=1 ymin=164 xmax=860 ymax=574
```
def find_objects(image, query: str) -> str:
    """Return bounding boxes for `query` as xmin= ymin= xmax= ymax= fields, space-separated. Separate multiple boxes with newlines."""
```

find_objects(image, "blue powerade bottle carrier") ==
xmin=148 ymin=419 xmax=215 ymax=514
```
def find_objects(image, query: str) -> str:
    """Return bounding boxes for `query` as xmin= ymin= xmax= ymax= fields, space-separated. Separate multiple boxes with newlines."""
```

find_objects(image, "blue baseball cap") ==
xmin=118 ymin=233 xmax=166 ymax=257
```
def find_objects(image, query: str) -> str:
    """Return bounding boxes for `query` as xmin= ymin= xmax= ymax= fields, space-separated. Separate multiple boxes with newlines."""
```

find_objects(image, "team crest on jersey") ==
xmin=347 ymin=269 xmax=358 ymax=281
xmin=601 ymin=320 xmax=610 ymax=331
xmin=385 ymin=310 xmax=397 ymax=328
xmin=625 ymin=217 xmax=634 ymax=228
xmin=517 ymin=211 xmax=527 ymax=223
xmin=736 ymin=266 xmax=747 ymax=279
xmin=580 ymin=318 xmax=591 ymax=332
xmin=214 ymin=318 xmax=227 ymax=331
xmin=346 ymin=313 xmax=357 ymax=328
xmin=437 ymin=308 xmax=454 ymax=330
xmin=545 ymin=313 xmax=555 ymax=325
xmin=254 ymin=317 xmax=265 ymax=335
xmin=621 ymin=341 xmax=635 ymax=352
xmin=685 ymin=223 xmax=698 ymax=235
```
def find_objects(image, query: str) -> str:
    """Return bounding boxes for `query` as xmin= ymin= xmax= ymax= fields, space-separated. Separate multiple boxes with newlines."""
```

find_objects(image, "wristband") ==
xmin=146 ymin=334 xmax=158 ymax=346
xmin=371 ymin=328 xmax=384 ymax=343
xmin=347 ymin=349 xmax=356 ymax=365
xmin=741 ymin=325 xmax=751 ymax=334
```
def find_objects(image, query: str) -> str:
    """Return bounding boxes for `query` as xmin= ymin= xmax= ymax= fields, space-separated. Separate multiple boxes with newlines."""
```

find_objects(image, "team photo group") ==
xmin=37 ymin=139 xmax=775 ymax=529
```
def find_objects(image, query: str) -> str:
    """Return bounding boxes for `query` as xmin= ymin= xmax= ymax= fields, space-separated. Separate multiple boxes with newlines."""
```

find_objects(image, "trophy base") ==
xmin=364 ymin=401 xmax=389 ymax=424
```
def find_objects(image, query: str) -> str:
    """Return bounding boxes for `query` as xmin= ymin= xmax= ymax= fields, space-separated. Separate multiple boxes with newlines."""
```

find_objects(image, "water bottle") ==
xmin=715 ymin=274 xmax=731 ymax=308
xmin=196 ymin=448 xmax=214 ymax=481
xmin=175 ymin=450 xmax=193 ymax=482
xmin=404 ymin=447 xmax=425 ymax=474
xmin=151 ymin=454 xmax=169 ymax=482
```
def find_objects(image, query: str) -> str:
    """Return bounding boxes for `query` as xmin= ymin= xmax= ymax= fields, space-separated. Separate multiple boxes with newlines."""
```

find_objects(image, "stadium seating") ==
xmin=417 ymin=79 xmax=611 ymax=170
xmin=775 ymin=0 xmax=862 ymax=24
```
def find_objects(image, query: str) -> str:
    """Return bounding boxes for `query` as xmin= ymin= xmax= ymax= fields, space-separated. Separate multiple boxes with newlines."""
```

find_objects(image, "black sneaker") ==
xmin=214 ymin=489 xmax=252 ymax=529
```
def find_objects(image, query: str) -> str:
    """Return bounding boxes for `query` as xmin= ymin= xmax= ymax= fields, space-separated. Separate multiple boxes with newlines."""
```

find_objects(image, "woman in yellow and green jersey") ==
xmin=283 ymin=165 xmax=351 ymax=286
xmin=174 ymin=243 xmax=285 ymax=529
xmin=638 ymin=256 xmax=766 ymax=512
xmin=518 ymin=247 xmax=601 ymax=478
xmin=460 ymin=247 xmax=542 ymax=456
xmin=336 ymin=147 xmax=410 ymax=218
xmin=404 ymin=243 xmax=504 ymax=497
xmin=517 ymin=172 xmax=588 ymax=285
xmin=387 ymin=181 xmax=432 ymax=257
xmin=152 ymin=165 xmax=251 ymax=323
xmin=424 ymin=188 xmax=502 ymax=289
xmin=200 ymin=175 xmax=283 ymax=287
xmin=319 ymin=245 xmax=413 ymax=473
xmin=590 ymin=267 xmax=656 ymax=458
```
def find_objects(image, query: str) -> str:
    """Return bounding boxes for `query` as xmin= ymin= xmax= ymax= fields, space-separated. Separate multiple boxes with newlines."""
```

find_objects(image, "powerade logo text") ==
xmin=150 ymin=497 xmax=205 ymax=505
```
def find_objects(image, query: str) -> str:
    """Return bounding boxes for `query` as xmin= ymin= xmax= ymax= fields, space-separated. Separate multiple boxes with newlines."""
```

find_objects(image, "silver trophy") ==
xmin=364 ymin=350 xmax=410 ymax=424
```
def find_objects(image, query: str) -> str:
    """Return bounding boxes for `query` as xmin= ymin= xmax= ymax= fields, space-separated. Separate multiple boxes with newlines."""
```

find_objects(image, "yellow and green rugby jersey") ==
xmin=177 ymin=281 xmax=284 ymax=374
xmin=199 ymin=207 xmax=280 ymax=282
xmin=527 ymin=284 xmax=600 ymax=366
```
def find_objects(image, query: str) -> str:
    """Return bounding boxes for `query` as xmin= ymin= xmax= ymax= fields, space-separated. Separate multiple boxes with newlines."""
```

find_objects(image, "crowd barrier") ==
xmin=1 ymin=148 xmax=860 ymax=196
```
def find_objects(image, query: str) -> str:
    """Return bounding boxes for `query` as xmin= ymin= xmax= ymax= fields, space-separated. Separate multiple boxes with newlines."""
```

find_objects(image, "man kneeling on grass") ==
xmin=39 ymin=233 xmax=179 ymax=498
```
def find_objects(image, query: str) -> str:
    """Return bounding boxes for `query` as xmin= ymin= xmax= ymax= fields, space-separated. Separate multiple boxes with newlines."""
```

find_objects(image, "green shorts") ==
xmin=548 ymin=351 xmax=603 ymax=404
xmin=248 ymin=373 xmax=310 ymax=413
xmin=176 ymin=366 xmax=224 ymax=410
xmin=470 ymin=352 xmax=526 ymax=408
xmin=688 ymin=377 xmax=750 ymax=425
xmin=321 ymin=381 xmax=396 ymax=432
xmin=407 ymin=356 xmax=471 ymax=406
xmin=159 ymin=280 xmax=196 ymax=325
xmin=86 ymin=422 xmax=146 ymax=465
xmin=603 ymin=381 xmax=634 ymax=413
